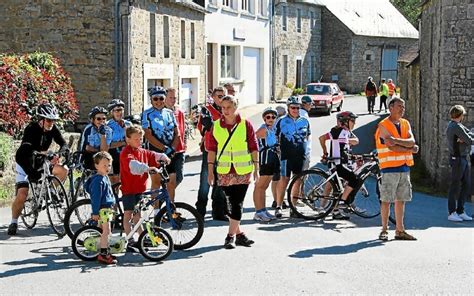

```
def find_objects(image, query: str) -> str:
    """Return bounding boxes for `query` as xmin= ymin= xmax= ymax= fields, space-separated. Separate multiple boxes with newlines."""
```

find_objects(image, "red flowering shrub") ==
xmin=0 ymin=52 xmax=79 ymax=139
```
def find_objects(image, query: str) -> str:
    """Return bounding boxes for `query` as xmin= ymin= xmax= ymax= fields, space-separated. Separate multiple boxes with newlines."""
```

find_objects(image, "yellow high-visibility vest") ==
xmin=213 ymin=119 xmax=253 ymax=175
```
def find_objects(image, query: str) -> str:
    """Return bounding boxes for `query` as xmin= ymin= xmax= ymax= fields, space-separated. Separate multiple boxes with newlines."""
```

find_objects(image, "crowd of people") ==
xmin=6 ymin=81 xmax=473 ymax=261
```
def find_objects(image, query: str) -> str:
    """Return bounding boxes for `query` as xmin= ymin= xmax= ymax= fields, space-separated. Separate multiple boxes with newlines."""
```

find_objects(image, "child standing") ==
xmin=84 ymin=151 xmax=116 ymax=265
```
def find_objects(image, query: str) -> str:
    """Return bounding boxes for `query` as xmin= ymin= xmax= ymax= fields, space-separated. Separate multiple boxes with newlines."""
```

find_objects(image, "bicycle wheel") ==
xmin=64 ymin=199 xmax=92 ymax=239
xmin=138 ymin=226 xmax=173 ymax=262
xmin=21 ymin=183 xmax=39 ymax=229
xmin=73 ymin=176 xmax=88 ymax=203
xmin=154 ymin=202 xmax=204 ymax=250
xmin=45 ymin=176 xmax=69 ymax=237
xmin=71 ymin=225 xmax=101 ymax=261
xmin=287 ymin=169 xmax=338 ymax=220
xmin=351 ymin=174 xmax=381 ymax=219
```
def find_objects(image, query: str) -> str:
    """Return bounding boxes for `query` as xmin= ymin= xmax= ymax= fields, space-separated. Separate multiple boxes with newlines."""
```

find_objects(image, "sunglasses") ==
xmin=265 ymin=115 xmax=276 ymax=120
xmin=217 ymin=95 xmax=224 ymax=99
xmin=152 ymin=96 xmax=165 ymax=101
xmin=95 ymin=117 xmax=107 ymax=121
xmin=113 ymin=108 xmax=124 ymax=112
xmin=289 ymin=106 xmax=300 ymax=110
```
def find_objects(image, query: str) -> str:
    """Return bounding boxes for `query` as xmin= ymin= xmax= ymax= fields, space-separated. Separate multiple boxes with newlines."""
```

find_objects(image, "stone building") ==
xmin=398 ymin=45 xmax=420 ymax=135
xmin=401 ymin=0 xmax=474 ymax=187
xmin=319 ymin=0 xmax=418 ymax=94
xmin=272 ymin=0 xmax=323 ymax=101
xmin=0 ymin=0 xmax=206 ymax=122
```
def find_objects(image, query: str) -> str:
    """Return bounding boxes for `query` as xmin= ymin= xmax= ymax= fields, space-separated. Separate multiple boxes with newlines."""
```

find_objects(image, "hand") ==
xmin=159 ymin=154 xmax=171 ymax=165
xmin=384 ymin=136 xmax=396 ymax=146
xmin=50 ymin=155 xmax=60 ymax=165
xmin=92 ymin=215 xmax=99 ymax=221
xmin=253 ymin=170 xmax=259 ymax=182
xmin=98 ymin=124 xmax=110 ymax=135
xmin=148 ymin=167 xmax=159 ymax=174
xmin=164 ymin=146 xmax=175 ymax=157
xmin=412 ymin=144 xmax=419 ymax=154
xmin=208 ymin=170 xmax=214 ymax=186
xmin=457 ymin=138 xmax=464 ymax=143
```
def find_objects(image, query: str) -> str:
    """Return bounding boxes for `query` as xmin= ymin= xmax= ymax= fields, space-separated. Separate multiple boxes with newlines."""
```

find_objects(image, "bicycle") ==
xmin=65 ymin=161 xmax=204 ymax=250
xmin=62 ymin=151 xmax=94 ymax=205
xmin=71 ymin=186 xmax=174 ymax=262
xmin=287 ymin=152 xmax=386 ymax=221
xmin=20 ymin=151 xmax=70 ymax=237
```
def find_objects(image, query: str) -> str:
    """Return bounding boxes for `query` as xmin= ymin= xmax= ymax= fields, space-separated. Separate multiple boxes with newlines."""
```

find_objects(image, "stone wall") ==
xmin=128 ymin=0 xmax=206 ymax=115
xmin=273 ymin=2 xmax=322 ymax=100
xmin=0 ymin=1 xmax=116 ymax=122
xmin=418 ymin=0 xmax=474 ymax=185
xmin=398 ymin=60 xmax=421 ymax=138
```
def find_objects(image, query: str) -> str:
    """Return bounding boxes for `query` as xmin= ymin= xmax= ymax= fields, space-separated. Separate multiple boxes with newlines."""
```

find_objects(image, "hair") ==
xmin=93 ymin=151 xmax=112 ymax=165
xmin=449 ymin=105 xmax=466 ymax=119
xmin=381 ymin=78 xmax=386 ymax=82
xmin=126 ymin=125 xmax=144 ymax=138
xmin=212 ymin=87 xmax=225 ymax=96
xmin=388 ymin=96 xmax=404 ymax=107
xmin=221 ymin=95 xmax=239 ymax=108
xmin=223 ymin=83 xmax=233 ymax=88
xmin=166 ymin=87 xmax=176 ymax=93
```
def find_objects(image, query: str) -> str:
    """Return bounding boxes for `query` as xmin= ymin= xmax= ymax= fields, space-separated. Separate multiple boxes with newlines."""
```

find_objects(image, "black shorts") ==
xmin=167 ymin=152 xmax=185 ymax=178
xmin=335 ymin=164 xmax=359 ymax=189
xmin=259 ymin=160 xmax=280 ymax=176
xmin=280 ymin=157 xmax=304 ymax=177
xmin=122 ymin=194 xmax=142 ymax=211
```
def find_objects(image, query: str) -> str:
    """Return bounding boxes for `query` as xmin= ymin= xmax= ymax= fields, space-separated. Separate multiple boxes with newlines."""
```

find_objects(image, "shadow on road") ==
xmin=0 ymin=223 xmax=64 ymax=245
xmin=289 ymin=239 xmax=384 ymax=258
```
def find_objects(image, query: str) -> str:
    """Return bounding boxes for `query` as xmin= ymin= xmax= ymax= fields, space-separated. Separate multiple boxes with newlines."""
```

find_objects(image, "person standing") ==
xmin=195 ymin=87 xmax=228 ymax=220
xmin=206 ymin=95 xmax=259 ymax=249
xmin=365 ymin=77 xmax=377 ymax=114
xmin=446 ymin=105 xmax=473 ymax=222
xmin=378 ymin=78 xmax=389 ymax=113
xmin=375 ymin=97 xmax=418 ymax=241
xmin=387 ymin=79 xmax=397 ymax=105
xmin=300 ymin=96 xmax=313 ymax=170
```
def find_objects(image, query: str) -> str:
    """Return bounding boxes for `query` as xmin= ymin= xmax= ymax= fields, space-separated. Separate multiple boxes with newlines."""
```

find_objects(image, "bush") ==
xmin=292 ymin=88 xmax=304 ymax=95
xmin=0 ymin=52 xmax=79 ymax=139
xmin=0 ymin=132 xmax=13 ymax=172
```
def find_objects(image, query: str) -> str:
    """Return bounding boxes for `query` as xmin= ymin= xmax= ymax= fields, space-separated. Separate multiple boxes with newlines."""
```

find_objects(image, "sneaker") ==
xmin=271 ymin=201 xmax=277 ymax=209
xmin=7 ymin=223 xmax=18 ymax=235
xmin=458 ymin=212 xmax=473 ymax=221
xmin=235 ymin=233 xmax=254 ymax=247
xmin=254 ymin=211 xmax=271 ymax=222
xmin=275 ymin=207 xmax=283 ymax=219
xmin=97 ymin=254 xmax=117 ymax=265
xmin=352 ymin=206 xmax=367 ymax=214
xmin=448 ymin=212 xmax=463 ymax=222
xmin=224 ymin=235 xmax=235 ymax=249
xmin=264 ymin=210 xmax=275 ymax=220
xmin=282 ymin=201 xmax=289 ymax=209
xmin=332 ymin=210 xmax=350 ymax=220
xmin=126 ymin=240 xmax=139 ymax=252
xmin=289 ymin=209 xmax=299 ymax=218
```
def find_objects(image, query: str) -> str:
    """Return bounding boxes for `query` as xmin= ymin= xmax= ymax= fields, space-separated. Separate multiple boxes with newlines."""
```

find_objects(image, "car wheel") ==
xmin=337 ymin=100 xmax=343 ymax=112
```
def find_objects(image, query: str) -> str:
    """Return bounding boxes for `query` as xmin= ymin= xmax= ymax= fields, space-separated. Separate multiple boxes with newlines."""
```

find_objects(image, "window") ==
xmin=221 ymin=45 xmax=235 ymax=78
xmin=242 ymin=0 xmax=249 ymax=11
xmin=223 ymin=0 xmax=234 ymax=9
xmin=191 ymin=23 xmax=195 ymax=59
xmin=150 ymin=13 xmax=156 ymax=57
xmin=310 ymin=11 xmax=315 ymax=30
xmin=282 ymin=55 xmax=288 ymax=84
xmin=258 ymin=0 xmax=266 ymax=16
xmin=297 ymin=9 xmax=301 ymax=33
xmin=181 ymin=20 xmax=186 ymax=59
xmin=282 ymin=6 xmax=287 ymax=31
xmin=366 ymin=54 xmax=372 ymax=61
xmin=163 ymin=16 xmax=170 ymax=58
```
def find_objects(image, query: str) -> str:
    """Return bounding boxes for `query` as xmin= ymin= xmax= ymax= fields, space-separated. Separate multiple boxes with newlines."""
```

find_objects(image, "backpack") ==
xmin=366 ymin=81 xmax=376 ymax=91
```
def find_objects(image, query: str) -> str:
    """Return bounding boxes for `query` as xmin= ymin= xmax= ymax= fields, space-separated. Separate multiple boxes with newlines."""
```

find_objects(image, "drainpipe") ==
xmin=269 ymin=0 xmax=275 ymax=102
xmin=114 ymin=0 xmax=121 ymax=100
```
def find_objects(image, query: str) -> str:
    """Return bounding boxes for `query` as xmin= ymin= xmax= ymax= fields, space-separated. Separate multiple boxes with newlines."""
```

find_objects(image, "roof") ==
xmin=398 ymin=44 xmax=419 ymax=63
xmin=320 ymin=0 xmax=419 ymax=39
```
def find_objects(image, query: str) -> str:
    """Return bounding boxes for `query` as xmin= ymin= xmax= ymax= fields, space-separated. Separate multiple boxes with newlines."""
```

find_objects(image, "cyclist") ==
xmin=318 ymin=111 xmax=360 ymax=220
xmin=300 ymin=96 xmax=313 ymax=170
xmin=79 ymin=106 xmax=113 ymax=171
xmin=253 ymin=107 xmax=279 ymax=222
xmin=106 ymin=99 xmax=131 ymax=185
xmin=275 ymin=96 xmax=311 ymax=218
xmin=142 ymin=86 xmax=180 ymax=201
xmin=8 ymin=103 xmax=69 ymax=235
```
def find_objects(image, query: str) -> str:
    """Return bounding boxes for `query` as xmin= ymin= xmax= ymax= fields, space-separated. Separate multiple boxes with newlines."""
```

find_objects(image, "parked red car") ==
xmin=300 ymin=83 xmax=344 ymax=115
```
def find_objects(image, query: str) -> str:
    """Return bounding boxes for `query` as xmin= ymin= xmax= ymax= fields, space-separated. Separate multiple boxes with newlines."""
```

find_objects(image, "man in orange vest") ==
xmin=387 ymin=79 xmax=397 ymax=104
xmin=375 ymin=97 xmax=419 ymax=241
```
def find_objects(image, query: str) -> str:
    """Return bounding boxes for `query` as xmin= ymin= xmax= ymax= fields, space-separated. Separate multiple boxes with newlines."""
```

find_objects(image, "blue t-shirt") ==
xmin=79 ymin=123 xmax=113 ymax=151
xmin=275 ymin=115 xmax=311 ymax=160
xmin=141 ymin=107 xmax=177 ymax=147
xmin=380 ymin=122 xmax=410 ymax=173
xmin=107 ymin=119 xmax=131 ymax=153
xmin=84 ymin=174 xmax=115 ymax=215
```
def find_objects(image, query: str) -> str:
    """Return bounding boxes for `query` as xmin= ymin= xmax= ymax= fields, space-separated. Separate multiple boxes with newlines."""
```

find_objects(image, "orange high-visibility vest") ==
xmin=375 ymin=118 xmax=414 ymax=169
xmin=388 ymin=82 xmax=396 ymax=96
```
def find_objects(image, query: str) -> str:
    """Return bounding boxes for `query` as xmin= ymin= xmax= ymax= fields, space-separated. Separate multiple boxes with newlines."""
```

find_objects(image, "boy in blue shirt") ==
xmin=84 ymin=151 xmax=116 ymax=265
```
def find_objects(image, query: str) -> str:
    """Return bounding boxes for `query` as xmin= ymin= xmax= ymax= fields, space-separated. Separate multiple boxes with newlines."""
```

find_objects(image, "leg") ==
xmin=447 ymin=159 xmax=462 ymax=215
xmin=457 ymin=158 xmax=470 ymax=214
xmin=367 ymin=97 xmax=371 ymax=113
xmin=167 ymin=173 xmax=177 ymax=202
xmin=100 ymin=222 xmax=111 ymax=249
xmin=380 ymin=201 xmax=390 ymax=231
xmin=253 ymin=175 xmax=272 ymax=211
xmin=52 ymin=164 xmax=68 ymax=182
xmin=277 ymin=177 xmax=290 ymax=207
xmin=123 ymin=210 xmax=133 ymax=236
xmin=150 ymin=172 xmax=161 ymax=190
xmin=394 ymin=200 xmax=405 ymax=232
xmin=271 ymin=179 xmax=278 ymax=204
xmin=11 ymin=187 xmax=28 ymax=220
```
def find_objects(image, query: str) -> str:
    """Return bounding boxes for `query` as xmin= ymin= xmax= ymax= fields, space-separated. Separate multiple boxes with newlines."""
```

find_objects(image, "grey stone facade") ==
xmin=273 ymin=1 xmax=322 ymax=100
xmin=409 ymin=0 xmax=474 ymax=186
xmin=0 ymin=1 xmax=116 ymax=121
xmin=321 ymin=7 xmax=418 ymax=94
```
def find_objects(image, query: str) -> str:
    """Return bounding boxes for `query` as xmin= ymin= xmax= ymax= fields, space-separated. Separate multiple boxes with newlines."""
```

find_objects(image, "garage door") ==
xmin=240 ymin=47 xmax=261 ymax=107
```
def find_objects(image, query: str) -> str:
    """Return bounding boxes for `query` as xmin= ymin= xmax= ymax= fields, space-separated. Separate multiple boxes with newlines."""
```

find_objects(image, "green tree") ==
xmin=390 ymin=0 xmax=422 ymax=27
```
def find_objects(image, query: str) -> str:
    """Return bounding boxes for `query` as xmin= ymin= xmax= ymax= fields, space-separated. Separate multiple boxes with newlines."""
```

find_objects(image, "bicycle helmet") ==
xmin=262 ymin=107 xmax=278 ymax=118
xmin=336 ymin=111 xmax=358 ymax=123
xmin=88 ymin=106 xmax=108 ymax=119
xmin=275 ymin=105 xmax=287 ymax=117
xmin=107 ymin=98 xmax=125 ymax=111
xmin=286 ymin=96 xmax=301 ymax=106
xmin=37 ymin=103 xmax=59 ymax=120
xmin=149 ymin=86 xmax=167 ymax=98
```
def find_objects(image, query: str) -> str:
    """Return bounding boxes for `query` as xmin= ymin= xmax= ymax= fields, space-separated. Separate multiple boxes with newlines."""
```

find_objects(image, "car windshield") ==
xmin=306 ymin=85 xmax=331 ymax=95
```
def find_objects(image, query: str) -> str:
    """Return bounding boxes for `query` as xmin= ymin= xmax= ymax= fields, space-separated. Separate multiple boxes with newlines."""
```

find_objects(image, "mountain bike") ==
xmin=20 ymin=151 xmax=70 ymax=237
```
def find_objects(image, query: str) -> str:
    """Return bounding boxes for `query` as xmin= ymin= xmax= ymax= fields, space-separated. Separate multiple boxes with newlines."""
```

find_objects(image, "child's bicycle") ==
xmin=71 ymin=171 xmax=174 ymax=262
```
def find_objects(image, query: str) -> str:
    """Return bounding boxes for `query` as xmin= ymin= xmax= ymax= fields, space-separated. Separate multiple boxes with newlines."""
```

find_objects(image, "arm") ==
xmin=90 ymin=178 xmax=103 ymax=216
xmin=378 ymin=125 xmax=415 ymax=148
xmin=349 ymin=132 xmax=359 ymax=146
xmin=171 ymin=126 xmax=180 ymax=150
xmin=99 ymin=134 xmax=109 ymax=151
xmin=255 ymin=127 xmax=266 ymax=139
xmin=109 ymin=141 xmax=126 ymax=149
xmin=454 ymin=124 xmax=474 ymax=145
xmin=318 ymin=133 xmax=329 ymax=155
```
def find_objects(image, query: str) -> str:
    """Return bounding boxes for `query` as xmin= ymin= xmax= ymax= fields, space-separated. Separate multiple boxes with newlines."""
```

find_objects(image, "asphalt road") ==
xmin=1 ymin=96 xmax=473 ymax=295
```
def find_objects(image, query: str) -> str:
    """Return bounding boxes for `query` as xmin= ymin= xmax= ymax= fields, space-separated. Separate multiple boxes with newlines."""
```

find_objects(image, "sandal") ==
xmin=378 ymin=230 xmax=389 ymax=241
xmin=395 ymin=230 xmax=417 ymax=241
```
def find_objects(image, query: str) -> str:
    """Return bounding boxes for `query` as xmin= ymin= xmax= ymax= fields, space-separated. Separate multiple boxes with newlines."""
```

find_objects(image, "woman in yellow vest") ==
xmin=206 ymin=95 xmax=259 ymax=249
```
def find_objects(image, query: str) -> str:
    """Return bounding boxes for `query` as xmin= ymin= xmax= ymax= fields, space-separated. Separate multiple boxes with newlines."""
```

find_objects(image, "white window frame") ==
xmin=282 ymin=6 xmax=287 ymax=31
xmin=258 ymin=0 xmax=267 ymax=16
xmin=221 ymin=45 xmax=236 ymax=79
xmin=180 ymin=20 xmax=186 ymax=59
xmin=163 ymin=15 xmax=170 ymax=58
xmin=223 ymin=0 xmax=234 ymax=9
xmin=297 ymin=8 xmax=302 ymax=33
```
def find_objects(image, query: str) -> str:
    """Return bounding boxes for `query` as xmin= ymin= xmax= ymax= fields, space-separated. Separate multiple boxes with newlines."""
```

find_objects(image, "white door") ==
xmin=241 ymin=48 xmax=260 ymax=107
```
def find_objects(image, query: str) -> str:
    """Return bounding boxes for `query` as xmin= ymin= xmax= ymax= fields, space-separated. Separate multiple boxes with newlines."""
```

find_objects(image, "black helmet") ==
xmin=148 ymin=86 xmax=167 ymax=98
xmin=262 ymin=107 xmax=278 ymax=117
xmin=336 ymin=111 xmax=358 ymax=123
xmin=88 ymin=106 xmax=108 ymax=119
xmin=37 ymin=103 xmax=59 ymax=120
xmin=286 ymin=96 xmax=301 ymax=106
xmin=107 ymin=98 xmax=125 ymax=111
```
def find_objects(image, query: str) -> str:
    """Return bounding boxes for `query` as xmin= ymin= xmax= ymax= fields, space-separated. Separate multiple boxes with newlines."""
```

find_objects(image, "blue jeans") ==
xmin=447 ymin=156 xmax=471 ymax=214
